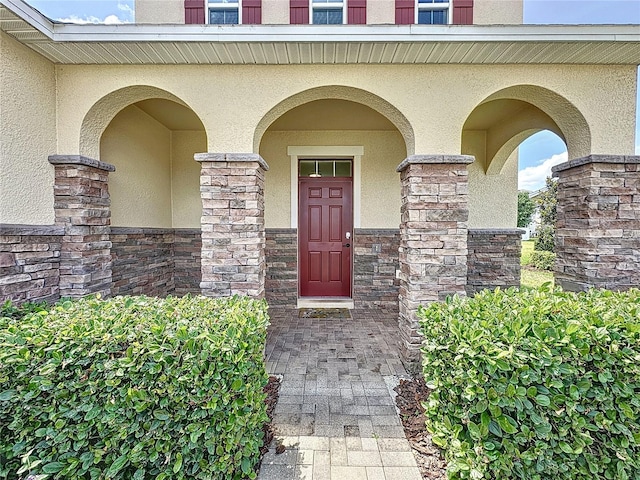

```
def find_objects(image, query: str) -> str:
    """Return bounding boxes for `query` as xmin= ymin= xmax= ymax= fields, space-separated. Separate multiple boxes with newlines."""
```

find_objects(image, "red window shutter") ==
xmin=395 ymin=0 xmax=414 ymax=25
xmin=243 ymin=0 xmax=262 ymax=24
xmin=348 ymin=0 xmax=366 ymax=24
xmin=452 ymin=0 xmax=473 ymax=24
xmin=184 ymin=0 xmax=205 ymax=24
xmin=290 ymin=0 xmax=309 ymax=24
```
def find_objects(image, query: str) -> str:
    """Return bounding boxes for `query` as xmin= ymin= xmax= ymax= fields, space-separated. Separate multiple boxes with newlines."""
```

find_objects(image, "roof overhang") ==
xmin=1 ymin=0 xmax=639 ymax=65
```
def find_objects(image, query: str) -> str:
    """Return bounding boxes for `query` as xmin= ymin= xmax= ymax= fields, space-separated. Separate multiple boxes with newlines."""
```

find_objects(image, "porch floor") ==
xmin=257 ymin=307 xmax=422 ymax=480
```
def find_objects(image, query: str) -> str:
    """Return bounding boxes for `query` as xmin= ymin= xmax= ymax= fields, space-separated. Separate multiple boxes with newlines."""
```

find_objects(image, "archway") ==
xmin=86 ymin=87 xmax=207 ymax=297
xmin=80 ymin=85 xmax=207 ymax=161
xmin=256 ymin=89 xmax=410 ymax=308
xmin=461 ymin=85 xmax=585 ymax=295
xmin=88 ymin=89 xmax=207 ymax=228
xmin=462 ymin=84 xmax=590 ymax=175
xmin=253 ymin=85 xmax=415 ymax=155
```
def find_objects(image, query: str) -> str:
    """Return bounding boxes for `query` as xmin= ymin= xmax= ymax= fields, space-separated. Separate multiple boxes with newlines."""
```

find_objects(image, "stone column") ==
xmin=48 ymin=155 xmax=115 ymax=298
xmin=396 ymin=155 xmax=474 ymax=368
xmin=552 ymin=154 xmax=640 ymax=291
xmin=196 ymin=153 xmax=269 ymax=298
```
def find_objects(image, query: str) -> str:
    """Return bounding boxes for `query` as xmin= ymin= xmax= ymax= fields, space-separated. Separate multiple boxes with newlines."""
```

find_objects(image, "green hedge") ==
xmin=0 ymin=295 xmax=270 ymax=480
xmin=530 ymin=251 xmax=556 ymax=271
xmin=419 ymin=287 xmax=640 ymax=480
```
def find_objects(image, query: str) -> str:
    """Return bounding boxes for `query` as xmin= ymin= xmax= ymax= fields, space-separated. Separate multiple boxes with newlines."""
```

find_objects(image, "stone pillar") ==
xmin=466 ymin=228 xmax=523 ymax=295
xmin=48 ymin=155 xmax=115 ymax=298
xmin=552 ymin=154 xmax=640 ymax=291
xmin=196 ymin=153 xmax=269 ymax=298
xmin=396 ymin=155 xmax=474 ymax=368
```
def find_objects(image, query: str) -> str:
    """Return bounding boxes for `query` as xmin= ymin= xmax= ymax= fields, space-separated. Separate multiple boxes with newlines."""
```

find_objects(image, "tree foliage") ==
xmin=534 ymin=177 xmax=558 ymax=252
xmin=517 ymin=191 xmax=536 ymax=228
xmin=537 ymin=177 xmax=557 ymax=226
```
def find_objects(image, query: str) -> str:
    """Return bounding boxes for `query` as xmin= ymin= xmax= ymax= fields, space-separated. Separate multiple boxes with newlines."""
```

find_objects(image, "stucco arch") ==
xmin=253 ymin=85 xmax=415 ymax=155
xmin=79 ymin=85 xmax=206 ymax=159
xmin=462 ymin=85 xmax=590 ymax=174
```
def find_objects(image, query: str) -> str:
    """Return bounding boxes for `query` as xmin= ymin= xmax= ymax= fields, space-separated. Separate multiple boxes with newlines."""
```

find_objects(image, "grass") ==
xmin=520 ymin=239 xmax=554 ymax=288
xmin=521 ymin=240 xmax=535 ymax=265
xmin=521 ymin=268 xmax=554 ymax=289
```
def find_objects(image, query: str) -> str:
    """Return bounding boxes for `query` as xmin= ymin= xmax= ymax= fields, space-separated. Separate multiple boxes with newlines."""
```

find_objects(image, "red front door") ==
xmin=299 ymin=177 xmax=353 ymax=298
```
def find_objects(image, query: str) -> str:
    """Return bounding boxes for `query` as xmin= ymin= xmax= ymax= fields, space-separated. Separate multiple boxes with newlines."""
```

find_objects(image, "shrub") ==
xmin=0 ymin=300 xmax=50 ymax=321
xmin=419 ymin=287 xmax=640 ymax=480
xmin=530 ymin=251 xmax=556 ymax=271
xmin=534 ymin=224 xmax=555 ymax=252
xmin=0 ymin=295 xmax=270 ymax=480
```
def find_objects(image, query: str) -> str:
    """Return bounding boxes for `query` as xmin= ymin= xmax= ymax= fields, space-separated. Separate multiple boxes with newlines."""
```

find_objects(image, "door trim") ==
xmin=288 ymin=145 xmax=363 ymax=229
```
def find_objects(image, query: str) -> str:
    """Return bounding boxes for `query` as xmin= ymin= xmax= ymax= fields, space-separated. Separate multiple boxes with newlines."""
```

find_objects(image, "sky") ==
xmin=23 ymin=0 xmax=640 ymax=191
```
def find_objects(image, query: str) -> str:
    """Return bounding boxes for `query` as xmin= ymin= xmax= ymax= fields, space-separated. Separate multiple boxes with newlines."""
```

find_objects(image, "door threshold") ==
xmin=297 ymin=298 xmax=354 ymax=309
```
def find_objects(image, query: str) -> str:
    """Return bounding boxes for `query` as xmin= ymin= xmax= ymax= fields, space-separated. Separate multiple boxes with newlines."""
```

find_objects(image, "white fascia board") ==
xmin=1 ymin=0 xmax=639 ymax=44
xmin=0 ymin=0 xmax=54 ymax=38
xmin=48 ymin=23 xmax=640 ymax=44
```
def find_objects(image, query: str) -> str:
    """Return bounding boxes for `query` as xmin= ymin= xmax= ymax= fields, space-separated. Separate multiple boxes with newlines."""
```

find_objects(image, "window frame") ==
xmin=309 ymin=0 xmax=346 ymax=25
xmin=415 ymin=0 xmax=452 ymax=25
xmin=207 ymin=0 xmax=242 ymax=25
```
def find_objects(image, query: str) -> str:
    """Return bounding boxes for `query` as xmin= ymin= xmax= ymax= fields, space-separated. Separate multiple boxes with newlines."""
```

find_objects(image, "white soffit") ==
xmin=1 ymin=0 xmax=639 ymax=65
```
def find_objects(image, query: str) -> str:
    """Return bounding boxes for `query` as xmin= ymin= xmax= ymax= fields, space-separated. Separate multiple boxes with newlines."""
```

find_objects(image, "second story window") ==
xmin=208 ymin=0 xmax=240 ymax=24
xmin=417 ymin=0 xmax=450 ymax=24
xmin=312 ymin=0 xmax=345 ymax=24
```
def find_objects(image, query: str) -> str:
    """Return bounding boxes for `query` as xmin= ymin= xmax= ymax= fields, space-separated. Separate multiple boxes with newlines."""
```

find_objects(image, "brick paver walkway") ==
xmin=257 ymin=308 xmax=422 ymax=480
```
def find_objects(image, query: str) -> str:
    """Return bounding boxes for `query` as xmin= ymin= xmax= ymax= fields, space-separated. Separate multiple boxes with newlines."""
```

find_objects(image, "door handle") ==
xmin=343 ymin=243 xmax=351 ymax=248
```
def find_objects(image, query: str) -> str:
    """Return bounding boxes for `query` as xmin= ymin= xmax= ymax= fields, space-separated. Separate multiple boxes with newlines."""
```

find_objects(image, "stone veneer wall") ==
xmin=265 ymin=229 xmax=297 ymax=306
xmin=0 ymin=224 xmax=64 ymax=304
xmin=553 ymin=155 xmax=640 ymax=291
xmin=110 ymin=228 xmax=202 ymax=297
xmin=174 ymin=229 xmax=202 ymax=295
xmin=110 ymin=228 xmax=175 ymax=296
xmin=466 ymin=229 xmax=523 ymax=295
xmin=354 ymin=229 xmax=400 ymax=309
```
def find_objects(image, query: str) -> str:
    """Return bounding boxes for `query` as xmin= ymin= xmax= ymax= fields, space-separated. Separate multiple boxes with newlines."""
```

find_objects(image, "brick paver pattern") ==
xmin=257 ymin=308 xmax=422 ymax=480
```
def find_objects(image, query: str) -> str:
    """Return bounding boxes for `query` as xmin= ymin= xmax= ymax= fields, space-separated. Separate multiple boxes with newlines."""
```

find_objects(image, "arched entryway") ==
xmin=100 ymin=97 xmax=205 ymax=229
xmin=459 ymin=84 xmax=593 ymax=294
xmin=462 ymin=84 xmax=589 ymax=176
xmin=255 ymin=87 xmax=412 ymax=308
xmin=81 ymin=86 xmax=207 ymax=297
xmin=461 ymin=84 xmax=590 ymax=229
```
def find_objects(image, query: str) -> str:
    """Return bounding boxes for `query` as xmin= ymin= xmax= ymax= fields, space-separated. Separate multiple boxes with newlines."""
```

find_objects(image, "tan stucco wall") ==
xmin=171 ymin=130 xmax=206 ymax=227
xmin=101 ymin=105 xmax=173 ymax=227
xmin=260 ymin=130 xmax=406 ymax=229
xmin=55 ymin=64 xmax=637 ymax=159
xmin=263 ymin=0 xmax=289 ymax=24
xmin=1 ymin=61 xmax=633 ymax=229
xmin=0 ymin=32 xmax=57 ymax=225
xmin=135 ymin=0 xmax=183 ymax=24
xmin=367 ymin=0 xmax=395 ymax=24
xmin=468 ymin=150 xmax=519 ymax=228
xmin=131 ymin=0 xmax=523 ymax=25
xmin=474 ymin=0 xmax=523 ymax=25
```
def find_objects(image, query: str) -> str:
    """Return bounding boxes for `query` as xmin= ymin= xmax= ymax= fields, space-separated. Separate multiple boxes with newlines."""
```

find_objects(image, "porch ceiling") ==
xmin=1 ymin=0 xmax=640 ymax=66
